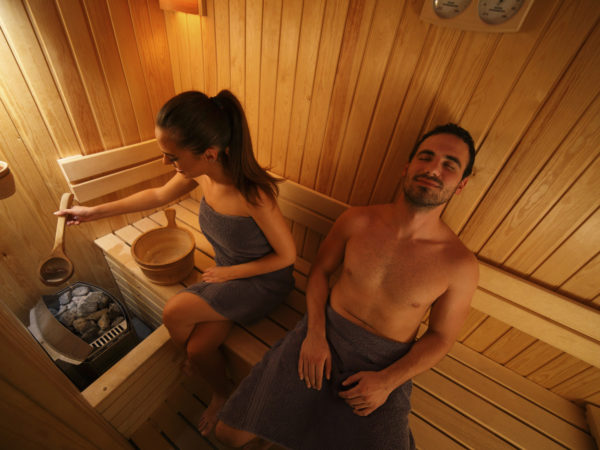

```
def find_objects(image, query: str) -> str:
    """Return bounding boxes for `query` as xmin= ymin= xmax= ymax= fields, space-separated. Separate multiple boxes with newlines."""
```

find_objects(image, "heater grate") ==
xmin=90 ymin=320 xmax=127 ymax=350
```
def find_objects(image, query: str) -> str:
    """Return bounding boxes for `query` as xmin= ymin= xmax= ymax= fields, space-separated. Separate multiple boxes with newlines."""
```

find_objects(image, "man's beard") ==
xmin=403 ymin=174 xmax=458 ymax=208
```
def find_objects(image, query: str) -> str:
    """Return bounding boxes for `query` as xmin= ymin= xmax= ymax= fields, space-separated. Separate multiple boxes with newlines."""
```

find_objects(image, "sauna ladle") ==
xmin=39 ymin=192 xmax=74 ymax=285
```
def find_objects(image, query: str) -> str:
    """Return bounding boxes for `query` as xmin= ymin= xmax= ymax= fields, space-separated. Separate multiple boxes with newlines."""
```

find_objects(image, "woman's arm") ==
xmin=55 ymin=173 xmax=198 ymax=225
xmin=200 ymin=190 xmax=296 ymax=282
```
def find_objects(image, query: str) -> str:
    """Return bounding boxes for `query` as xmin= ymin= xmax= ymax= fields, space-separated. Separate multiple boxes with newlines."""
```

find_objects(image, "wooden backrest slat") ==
xmin=59 ymin=140 xmax=161 ymax=182
xmin=68 ymin=159 xmax=174 ymax=202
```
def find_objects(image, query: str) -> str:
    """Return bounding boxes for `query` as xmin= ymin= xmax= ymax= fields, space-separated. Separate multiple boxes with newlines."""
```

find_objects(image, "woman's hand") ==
xmin=54 ymin=205 xmax=99 ymax=225
xmin=202 ymin=265 xmax=237 ymax=283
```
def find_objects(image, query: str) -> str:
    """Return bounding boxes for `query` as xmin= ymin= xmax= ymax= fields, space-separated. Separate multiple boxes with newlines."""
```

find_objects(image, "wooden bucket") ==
xmin=131 ymin=209 xmax=195 ymax=285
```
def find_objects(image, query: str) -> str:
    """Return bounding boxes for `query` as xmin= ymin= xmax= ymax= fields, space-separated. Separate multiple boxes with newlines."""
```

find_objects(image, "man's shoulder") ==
xmin=446 ymin=235 xmax=479 ymax=285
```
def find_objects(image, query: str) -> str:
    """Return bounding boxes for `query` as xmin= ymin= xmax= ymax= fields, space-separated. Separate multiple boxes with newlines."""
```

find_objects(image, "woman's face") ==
xmin=155 ymin=126 xmax=213 ymax=178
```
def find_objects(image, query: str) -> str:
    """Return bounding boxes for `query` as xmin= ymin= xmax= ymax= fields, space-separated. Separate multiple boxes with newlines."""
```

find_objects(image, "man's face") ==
xmin=402 ymin=133 xmax=470 ymax=208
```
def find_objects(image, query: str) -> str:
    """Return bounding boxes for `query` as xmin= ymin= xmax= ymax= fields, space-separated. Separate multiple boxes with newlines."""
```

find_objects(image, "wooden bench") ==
xmin=58 ymin=140 xmax=599 ymax=448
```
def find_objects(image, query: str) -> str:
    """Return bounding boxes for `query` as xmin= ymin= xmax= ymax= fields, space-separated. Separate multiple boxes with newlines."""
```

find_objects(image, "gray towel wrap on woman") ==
xmin=219 ymin=304 xmax=415 ymax=450
xmin=184 ymin=198 xmax=294 ymax=325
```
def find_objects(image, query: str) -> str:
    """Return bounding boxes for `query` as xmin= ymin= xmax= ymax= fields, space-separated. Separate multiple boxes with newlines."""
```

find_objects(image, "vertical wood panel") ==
xmin=370 ymin=25 xmax=460 ymax=204
xmin=349 ymin=1 xmax=427 ymax=205
xmin=330 ymin=0 xmax=404 ymax=202
xmin=229 ymin=0 xmax=246 ymax=102
xmin=298 ymin=0 xmax=349 ymax=188
xmin=256 ymin=0 xmax=282 ymax=166
xmin=201 ymin=0 xmax=218 ymax=95
xmin=129 ymin=0 xmax=175 ymax=114
xmin=283 ymin=0 xmax=326 ymax=182
xmin=164 ymin=11 xmax=183 ymax=93
xmin=270 ymin=0 xmax=303 ymax=174
xmin=214 ymin=0 xmax=231 ymax=91
xmin=314 ymin=0 xmax=376 ymax=194
xmin=424 ymin=32 xmax=499 ymax=131
xmin=56 ymin=0 xmax=122 ymax=149
xmin=106 ymin=0 xmax=156 ymax=140
xmin=0 ymin=1 xmax=81 ymax=156
xmin=25 ymin=0 xmax=104 ymax=153
xmin=83 ymin=0 xmax=141 ymax=145
xmin=245 ymin=0 xmax=262 ymax=148
xmin=188 ymin=13 xmax=206 ymax=92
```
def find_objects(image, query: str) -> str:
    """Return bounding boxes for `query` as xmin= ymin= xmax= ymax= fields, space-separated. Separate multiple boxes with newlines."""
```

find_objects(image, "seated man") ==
xmin=215 ymin=123 xmax=480 ymax=450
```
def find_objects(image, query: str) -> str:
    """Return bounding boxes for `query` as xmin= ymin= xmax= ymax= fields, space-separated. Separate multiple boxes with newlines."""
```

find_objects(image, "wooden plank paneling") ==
xmin=314 ymin=0 xmax=376 ymax=194
xmin=505 ymin=156 xmax=600 ymax=274
xmin=329 ymin=0 xmax=404 ymax=202
xmin=56 ymin=0 xmax=122 ymax=149
xmin=443 ymin=0 xmax=592 ymax=233
xmin=83 ymin=0 xmax=140 ymax=145
xmin=106 ymin=0 xmax=156 ymax=140
xmin=348 ymin=2 xmax=429 ymax=205
xmin=370 ymin=25 xmax=461 ymax=204
xmin=256 ymin=0 xmax=282 ymax=167
xmin=283 ymin=0 xmax=327 ymax=182
xmin=25 ymin=0 xmax=104 ymax=153
xmin=214 ymin=0 xmax=230 ymax=91
xmin=270 ymin=0 xmax=303 ymax=174
xmin=0 ymin=0 xmax=81 ymax=156
xmin=462 ymin=27 xmax=600 ymax=256
xmin=229 ymin=0 xmax=245 ymax=102
xmin=532 ymin=208 xmax=600 ymax=289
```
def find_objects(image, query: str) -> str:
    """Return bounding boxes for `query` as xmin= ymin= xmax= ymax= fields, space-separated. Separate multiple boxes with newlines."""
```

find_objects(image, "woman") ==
xmin=56 ymin=90 xmax=296 ymax=435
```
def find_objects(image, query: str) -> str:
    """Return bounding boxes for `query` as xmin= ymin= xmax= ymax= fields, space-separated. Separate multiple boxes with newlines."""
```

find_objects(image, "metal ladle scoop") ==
xmin=39 ymin=193 xmax=74 ymax=285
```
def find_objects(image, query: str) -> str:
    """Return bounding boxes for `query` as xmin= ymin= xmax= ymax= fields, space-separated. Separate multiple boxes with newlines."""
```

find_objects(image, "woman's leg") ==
xmin=162 ymin=291 xmax=227 ymax=347
xmin=162 ymin=292 xmax=233 ymax=435
xmin=187 ymin=320 xmax=233 ymax=435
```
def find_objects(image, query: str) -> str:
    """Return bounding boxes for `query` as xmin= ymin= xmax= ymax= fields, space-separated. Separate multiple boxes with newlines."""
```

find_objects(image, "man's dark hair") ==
xmin=409 ymin=123 xmax=476 ymax=179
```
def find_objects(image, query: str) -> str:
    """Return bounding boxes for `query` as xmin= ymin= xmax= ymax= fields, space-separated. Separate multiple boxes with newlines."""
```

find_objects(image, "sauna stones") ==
xmin=55 ymin=286 xmax=125 ymax=343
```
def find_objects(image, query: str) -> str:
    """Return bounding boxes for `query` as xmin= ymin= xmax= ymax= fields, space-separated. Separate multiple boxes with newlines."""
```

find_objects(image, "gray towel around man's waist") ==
xmin=219 ymin=305 xmax=415 ymax=449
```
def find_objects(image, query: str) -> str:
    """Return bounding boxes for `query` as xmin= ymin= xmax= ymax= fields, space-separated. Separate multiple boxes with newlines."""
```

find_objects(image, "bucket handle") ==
xmin=164 ymin=208 xmax=177 ymax=228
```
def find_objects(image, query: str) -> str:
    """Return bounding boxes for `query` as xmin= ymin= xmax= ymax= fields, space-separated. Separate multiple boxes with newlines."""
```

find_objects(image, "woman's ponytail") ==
xmin=213 ymin=90 xmax=279 ymax=205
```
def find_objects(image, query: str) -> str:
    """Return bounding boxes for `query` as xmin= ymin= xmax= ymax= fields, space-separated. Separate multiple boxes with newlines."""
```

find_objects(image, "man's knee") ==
xmin=215 ymin=420 xmax=255 ymax=448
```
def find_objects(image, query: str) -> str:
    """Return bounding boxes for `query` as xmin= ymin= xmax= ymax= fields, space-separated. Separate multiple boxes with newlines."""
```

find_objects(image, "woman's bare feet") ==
xmin=198 ymin=392 xmax=229 ymax=436
xmin=181 ymin=357 xmax=195 ymax=377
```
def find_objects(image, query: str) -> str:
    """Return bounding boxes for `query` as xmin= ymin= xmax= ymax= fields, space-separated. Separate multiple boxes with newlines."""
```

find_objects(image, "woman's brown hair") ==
xmin=156 ymin=90 xmax=279 ymax=205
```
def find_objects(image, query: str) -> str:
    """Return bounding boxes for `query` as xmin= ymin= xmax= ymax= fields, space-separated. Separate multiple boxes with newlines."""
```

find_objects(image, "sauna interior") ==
xmin=1 ymin=0 xmax=599 ymax=448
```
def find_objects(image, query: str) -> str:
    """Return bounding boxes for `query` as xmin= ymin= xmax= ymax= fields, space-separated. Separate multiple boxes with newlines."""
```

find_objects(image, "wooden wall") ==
xmin=0 ymin=0 xmax=598 ymax=407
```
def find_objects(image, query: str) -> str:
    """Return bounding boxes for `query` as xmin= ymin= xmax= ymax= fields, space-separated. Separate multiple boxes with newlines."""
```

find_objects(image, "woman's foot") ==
xmin=181 ymin=357 xmax=195 ymax=377
xmin=198 ymin=392 xmax=228 ymax=436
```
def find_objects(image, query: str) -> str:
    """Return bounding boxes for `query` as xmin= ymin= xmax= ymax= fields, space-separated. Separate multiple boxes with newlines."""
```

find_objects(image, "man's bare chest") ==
xmin=343 ymin=233 xmax=450 ymax=307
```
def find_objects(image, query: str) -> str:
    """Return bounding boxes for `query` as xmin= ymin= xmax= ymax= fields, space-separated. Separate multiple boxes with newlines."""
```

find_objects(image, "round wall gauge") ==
xmin=433 ymin=0 xmax=472 ymax=19
xmin=478 ymin=0 xmax=525 ymax=24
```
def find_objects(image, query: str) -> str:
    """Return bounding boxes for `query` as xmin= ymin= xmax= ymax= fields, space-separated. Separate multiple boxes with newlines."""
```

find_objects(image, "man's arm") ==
xmin=339 ymin=252 xmax=479 ymax=416
xmin=298 ymin=208 xmax=359 ymax=390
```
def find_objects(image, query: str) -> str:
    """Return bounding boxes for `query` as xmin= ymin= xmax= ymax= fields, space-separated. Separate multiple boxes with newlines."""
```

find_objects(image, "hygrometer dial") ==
xmin=478 ymin=0 xmax=524 ymax=24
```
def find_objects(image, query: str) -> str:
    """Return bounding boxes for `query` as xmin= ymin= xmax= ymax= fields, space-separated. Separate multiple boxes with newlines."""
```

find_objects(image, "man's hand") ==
xmin=338 ymin=371 xmax=393 ymax=416
xmin=298 ymin=333 xmax=331 ymax=390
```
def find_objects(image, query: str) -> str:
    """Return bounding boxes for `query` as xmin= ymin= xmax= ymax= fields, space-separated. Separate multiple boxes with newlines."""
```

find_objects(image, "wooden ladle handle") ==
xmin=164 ymin=208 xmax=177 ymax=228
xmin=53 ymin=193 xmax=73 ymax=252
